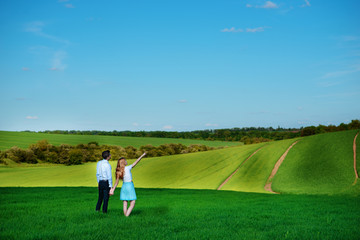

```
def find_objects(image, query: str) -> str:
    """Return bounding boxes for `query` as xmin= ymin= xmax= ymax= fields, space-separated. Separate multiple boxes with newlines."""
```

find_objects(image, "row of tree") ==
xmin=0 ymin=140 xmax=220 ymax=165
xmin=37 ymin=120 xmax=360 ymax=142
xmin=299 ymin=120 xmax=360 ymax=136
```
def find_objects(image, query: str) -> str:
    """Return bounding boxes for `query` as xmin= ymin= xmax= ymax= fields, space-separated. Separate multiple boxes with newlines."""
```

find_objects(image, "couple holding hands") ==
xmin=95 ymin=150 xmax=146 ymax=216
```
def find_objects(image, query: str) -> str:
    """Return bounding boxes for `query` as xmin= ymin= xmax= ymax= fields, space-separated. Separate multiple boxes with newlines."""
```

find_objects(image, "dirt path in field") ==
xmin=217 ymin=147 xmax=263 ymax=190
xmin=353 ymin=132 xmax=359 ymax=185
xmin=264 ymin=140 xmax=299 ymax=194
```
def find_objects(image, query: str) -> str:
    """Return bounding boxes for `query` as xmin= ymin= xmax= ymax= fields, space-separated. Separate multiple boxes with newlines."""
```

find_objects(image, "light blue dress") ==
xmin=120 ymin=165 xmax=137 ymax=201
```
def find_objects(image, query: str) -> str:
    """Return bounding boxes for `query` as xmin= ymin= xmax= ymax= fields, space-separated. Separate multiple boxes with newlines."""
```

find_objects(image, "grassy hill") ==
xmin=0 ymin=130 xmax=359 ymax=195
xmin=272 ymin=129 xmax=359 ymax=195
xmin=0 ymin=131 xmax=240 ymax=150
xmin=130 ymin=143 xmax=267 ymax=189
xmin=221 ymin=138 xmax=299 ymax=193
xmin=0 ymin=143 xmax=265 ymax=188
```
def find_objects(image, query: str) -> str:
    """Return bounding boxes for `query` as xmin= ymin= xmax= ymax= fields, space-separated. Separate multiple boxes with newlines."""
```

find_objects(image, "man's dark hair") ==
xmin=102 ymin=150 xmax=111 ymax=159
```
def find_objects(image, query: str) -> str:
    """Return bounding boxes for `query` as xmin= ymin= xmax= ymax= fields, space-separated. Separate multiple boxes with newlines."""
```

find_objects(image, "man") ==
xmin=96 ymin=150 xmax=113 ymax=213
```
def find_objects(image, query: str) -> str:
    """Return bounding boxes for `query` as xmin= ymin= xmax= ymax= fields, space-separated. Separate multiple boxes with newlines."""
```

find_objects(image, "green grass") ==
xmin=0 ymin=187 xmax=359 ymax=240
xmin=1 ymin=130 xmax=359 ymax=195
xmin=0 ymin=131 xmax=240 ymax=150
xmin=272 ymin=130 xmax=359 ymax=195
xmin=357 ymin=132 xmax=360 ymax=180
xmin=221 ymin=138 xmax=299 ymax=193
xmin=0 ymin=144 xmax=266 ymax=189
xmin=130 ymin=143 xmax=266 ymax=190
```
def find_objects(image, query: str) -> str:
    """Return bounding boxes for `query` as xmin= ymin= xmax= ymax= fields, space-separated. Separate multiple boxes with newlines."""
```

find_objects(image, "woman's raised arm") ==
xmin=132 ymin=152 xmax=146 ymax=168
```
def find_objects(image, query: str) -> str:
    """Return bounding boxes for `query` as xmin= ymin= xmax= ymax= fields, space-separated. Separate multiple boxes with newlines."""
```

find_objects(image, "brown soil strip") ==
xmin=217 ymin=147 xmax=263 ymax=190
xmin=264 ymin=140 xmax=299 ymax=194
xmin=353 ymin=132 xmax=359 ymax=185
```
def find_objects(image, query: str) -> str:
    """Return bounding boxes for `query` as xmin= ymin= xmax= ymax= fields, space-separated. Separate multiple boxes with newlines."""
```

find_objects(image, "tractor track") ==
xmin=264 ymin=140 xmax=299 ymax=194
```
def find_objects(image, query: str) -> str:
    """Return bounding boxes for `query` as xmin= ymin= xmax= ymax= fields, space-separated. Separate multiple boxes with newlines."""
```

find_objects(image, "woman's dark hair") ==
xmin=102 ymin=150 xmax=110 ymax=159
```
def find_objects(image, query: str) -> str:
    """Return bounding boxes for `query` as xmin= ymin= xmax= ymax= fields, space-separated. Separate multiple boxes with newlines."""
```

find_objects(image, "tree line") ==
xmin=37 ymin=119 xmax=360 ymax=143
xmin=0 ymin=140 xmax=221 ymax=165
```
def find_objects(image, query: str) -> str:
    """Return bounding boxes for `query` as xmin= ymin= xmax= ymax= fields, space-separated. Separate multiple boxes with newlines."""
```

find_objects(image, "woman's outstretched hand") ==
xmin=109 ymin=188 xmax=114 ymax=196
xmin=132 ymin=152 xmax=147 ymax=168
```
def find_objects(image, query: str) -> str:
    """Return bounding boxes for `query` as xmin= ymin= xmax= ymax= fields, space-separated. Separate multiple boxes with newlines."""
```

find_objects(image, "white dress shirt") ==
xmin=96 ymin=159 xmax=113 ymax=187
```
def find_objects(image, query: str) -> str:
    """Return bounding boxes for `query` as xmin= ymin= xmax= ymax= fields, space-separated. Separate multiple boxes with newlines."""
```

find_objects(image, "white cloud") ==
xmin=320 ymin=65 xmax=360 ymax=80
xmin=16 ymin=97 xmax=26 ymax=101
xmin=22 ymin=67 xmax=30 ymax=71
xmin=163 ymin=125 xmax=173 ymax=130
xmin=222 ymin=27 xmax=268 ymax=33
xmin=132 ymin=122 xmax=139 ymax=126
xmin=301 ymin=0 xmax=311 ymax=7
xmin=262 ymin=1 xmax=278 ymax=8
xmin=247 ymin=1 xmax=278 ymax=9
xmin=341 ymin=36 xmax=359 ymax=41
xmin=25 ymin=21 xmax=44 ymax=34
xmin=205 ymin=123 xmax=218 ymax=127
xmin=25 ymin=21 xmax=70 ymax=45
xmin=221 ymin=27 xmax=244 ymax=33
xmin=26 ymin=116 xmax=38 ymax=120
xmin=246 ymin=27 xmax=265 ymax=33
xmin=65 ymin=4 xmax=75 ymax=8
xmin=179 ymin=99 xmax=187 ymax=103
xmin=250 ymin=110 xmax=270 ymax=115
xmin=50 ymin=51 xmax=67 ymax=71
xmin=144 ymin=123 xmax=152 ymax=126
xmin=315 ymin=91 xmax=360 ymax=98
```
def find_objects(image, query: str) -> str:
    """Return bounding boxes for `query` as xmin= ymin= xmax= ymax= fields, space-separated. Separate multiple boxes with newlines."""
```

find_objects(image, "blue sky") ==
xmin=0 ymin=0 xmax=359 ymax=131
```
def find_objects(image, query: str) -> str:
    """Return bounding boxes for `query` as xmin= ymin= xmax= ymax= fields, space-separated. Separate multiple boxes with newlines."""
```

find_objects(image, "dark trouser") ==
xmin=96 ymin=180 xmax=110 ymax=213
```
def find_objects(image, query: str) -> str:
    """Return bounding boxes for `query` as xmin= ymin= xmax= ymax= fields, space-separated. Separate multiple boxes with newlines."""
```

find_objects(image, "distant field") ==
xmin=1 ymin=187 xmax=359 ymax=240
xmin=0 ymin=130 xmax=359 ymax=195
xmin=0 ymin=131 xmax=241 ymax=150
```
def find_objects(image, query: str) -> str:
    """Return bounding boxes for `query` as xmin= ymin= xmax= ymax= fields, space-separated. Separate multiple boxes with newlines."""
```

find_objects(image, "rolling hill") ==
xmin=272 ymin=130 xmax=359 ymax=195
xmin=0 ymin=130 xmax=359 ymax=195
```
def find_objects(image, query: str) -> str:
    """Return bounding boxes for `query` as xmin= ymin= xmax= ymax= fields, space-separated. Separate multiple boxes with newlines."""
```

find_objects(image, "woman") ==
xmin=110 ymin=152 xmax=146 ymax=217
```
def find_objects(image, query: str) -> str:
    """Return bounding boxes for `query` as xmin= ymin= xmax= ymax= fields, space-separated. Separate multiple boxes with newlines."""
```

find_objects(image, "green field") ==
xmin=1 ymin=130 xmax=359 ymax=196
xmin=272 ymin=130 xmax=359 ymax=195
xmin=0 ymin=143 xmax=266 ymax=188
xmin=0 ymin=187 xmax=359 ymax=240
xmin=221 ymin=138 xmax=298 ymax=193
xmin=1 ymin=130 xmax=360 ymax=239
xmin=0 ymin=131 xmax=240 ymax=150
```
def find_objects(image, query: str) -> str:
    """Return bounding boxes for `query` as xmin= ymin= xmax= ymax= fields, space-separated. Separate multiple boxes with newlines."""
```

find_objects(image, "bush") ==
xmin=0 ymin=150 xmax=6 ymax=165
xmin=30 ymin=140 xmax=51 ymax=161
xmin=68 ymin=149 xmax=83 ymax=165
xmin=2 ymin=140 xmax=221 ymax=165
xmin=58 ymin=144 xmax=71 ymax=164
xmin=88 ymin=141 xmax=99 ymax=146
xmin=301 ymin=126 xmax=317 ymax=137
xmin=125 ymin=146 xmax=137 ymax=159
xmin=349 ymin=120 xmax=360 ymax=129
xmin=139 ymin=145 xmax=158 ymax=157
xmin=6 ymin=146 xmax=37 ymax=163
xmin=108 ymin=146 xmax=127 ymax=161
